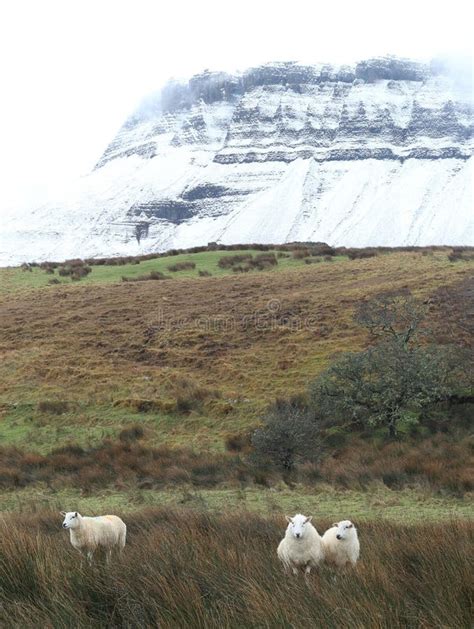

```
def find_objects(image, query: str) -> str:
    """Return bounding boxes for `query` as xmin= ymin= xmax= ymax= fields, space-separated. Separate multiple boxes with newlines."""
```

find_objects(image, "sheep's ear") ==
xmin=305 ymin=516 xmax=312 ymax=523
xmin=60 ymin=511 xmax=66 ymax=517
xmin=332 ymin=522 xmax=338 ymax=527
xmin=285 ymin=515 xmax=293 ymax=523
xmin=75 ymin=512 xmax=78 ymax=517
xmin=348 ymin=523 xmax=353 ymax=528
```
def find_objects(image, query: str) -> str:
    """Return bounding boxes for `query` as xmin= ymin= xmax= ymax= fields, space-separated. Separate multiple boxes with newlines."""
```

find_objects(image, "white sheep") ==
xmin=61 ymin=511 xmax=126 ymax=564
xmin=322 ymin=520 xmax=360 ymax=568
xmin=277 ymin=513 xmax=324 ymax=577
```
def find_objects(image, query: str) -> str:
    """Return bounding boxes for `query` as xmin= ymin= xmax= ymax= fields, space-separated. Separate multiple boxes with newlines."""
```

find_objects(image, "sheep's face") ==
xmin=286 ymin=514 xmax=312 ymax=540
xmin=60 ymin=511 xmax=80 ymax=530
xmin=333 ymin=520 xmax=355 ymax=541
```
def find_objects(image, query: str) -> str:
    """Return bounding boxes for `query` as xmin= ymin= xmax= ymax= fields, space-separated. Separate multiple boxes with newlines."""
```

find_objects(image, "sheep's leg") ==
xmin=304 ymin=565 xmax=312 ymax=580
xmin=292 ymin=566 xmax=299 ymax=576
xmin=76 ymin=548 xmax=85 ymax=569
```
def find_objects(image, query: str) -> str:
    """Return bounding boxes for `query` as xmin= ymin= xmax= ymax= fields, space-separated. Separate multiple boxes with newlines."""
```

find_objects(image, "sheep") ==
xmin=61 ymin=511 xmax=126 ymax=564
xmin=277 ymin=513 xmax=324 ymax=577
xmin=322 ymin=520 xmax=360 ymax=569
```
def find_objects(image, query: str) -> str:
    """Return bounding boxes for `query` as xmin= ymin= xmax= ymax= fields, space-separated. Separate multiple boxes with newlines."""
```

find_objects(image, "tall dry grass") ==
xmin=0 ymin=508 xmax=472 ymax=627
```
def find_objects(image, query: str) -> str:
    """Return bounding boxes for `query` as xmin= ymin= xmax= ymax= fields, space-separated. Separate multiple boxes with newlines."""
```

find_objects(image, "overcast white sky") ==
xmin=0 ymin=0 xmax=472 ymax=216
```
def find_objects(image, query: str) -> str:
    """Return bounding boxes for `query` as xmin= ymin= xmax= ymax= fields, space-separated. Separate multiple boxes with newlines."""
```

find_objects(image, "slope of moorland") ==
xmin=0 ymin=246 xmax=472 ymax=519
xmin=0 ymin=246 xmax=473 ymax=626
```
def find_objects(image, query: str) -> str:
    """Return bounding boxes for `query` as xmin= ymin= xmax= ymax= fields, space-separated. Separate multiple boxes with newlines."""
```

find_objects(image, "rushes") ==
xmin=0 ymin=509 xmax=471 ymax=628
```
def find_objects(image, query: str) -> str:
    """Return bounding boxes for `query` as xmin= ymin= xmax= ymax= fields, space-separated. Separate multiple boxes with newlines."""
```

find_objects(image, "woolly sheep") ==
xmin=61 ymin=511 xmax=126 ymax=564
xmin=322 ymin=520 xmax=360 ymax=568
xmin=277 ymin=513 xmax=324 ymax=577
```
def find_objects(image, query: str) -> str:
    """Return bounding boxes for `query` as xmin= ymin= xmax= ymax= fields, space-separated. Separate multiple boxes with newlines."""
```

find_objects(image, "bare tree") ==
xmin=355 ymin=291 xmax=428 ymax=346
xmin=252 ymin=397 xmax=322 ymax=472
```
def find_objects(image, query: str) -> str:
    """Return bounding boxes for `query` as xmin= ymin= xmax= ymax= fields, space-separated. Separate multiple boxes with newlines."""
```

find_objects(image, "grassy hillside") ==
xmin=0 ymin=247 xmax=472 ymax=514
xmin=0 ymin=248 xmax=343 ymax=295
xmin=0 ymin=249 xmax=471 ymax=450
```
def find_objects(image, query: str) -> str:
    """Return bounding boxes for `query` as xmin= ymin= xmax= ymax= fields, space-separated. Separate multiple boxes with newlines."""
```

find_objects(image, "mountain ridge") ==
xmin=1 ymin=56 xmax=472 ymax=265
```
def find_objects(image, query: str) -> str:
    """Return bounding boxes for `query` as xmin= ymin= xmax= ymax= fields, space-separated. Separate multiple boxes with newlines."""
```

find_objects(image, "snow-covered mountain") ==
xmin=2 ymin=57 xmax=473 ymax=264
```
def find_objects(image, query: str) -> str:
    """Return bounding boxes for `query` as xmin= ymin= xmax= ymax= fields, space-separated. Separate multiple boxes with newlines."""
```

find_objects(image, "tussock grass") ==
xmin=0 ymin=509 xmax=471 ymax=627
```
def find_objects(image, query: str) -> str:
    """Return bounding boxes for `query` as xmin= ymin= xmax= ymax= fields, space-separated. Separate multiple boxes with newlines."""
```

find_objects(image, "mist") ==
xmin=0 ymin=0 xmax=471 ymax=217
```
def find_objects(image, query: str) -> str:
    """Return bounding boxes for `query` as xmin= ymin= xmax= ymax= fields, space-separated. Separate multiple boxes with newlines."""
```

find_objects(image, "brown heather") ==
xmin=0 ymin=430 xmax=471 ymax=494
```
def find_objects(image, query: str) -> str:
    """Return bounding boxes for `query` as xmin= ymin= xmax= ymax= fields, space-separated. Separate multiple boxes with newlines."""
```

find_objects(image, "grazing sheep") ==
xmin=322 ymin=520 xmax=360 ymax=568
xmin=277 ymin=513 xmax=324 ymax=577
xmin=61 ymin=511 xmax=126 ymax=564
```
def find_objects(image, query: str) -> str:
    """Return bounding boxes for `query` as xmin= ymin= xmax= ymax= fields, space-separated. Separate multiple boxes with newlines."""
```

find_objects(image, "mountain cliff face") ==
xmin=2 ymin=57 xmax=473 ymax=264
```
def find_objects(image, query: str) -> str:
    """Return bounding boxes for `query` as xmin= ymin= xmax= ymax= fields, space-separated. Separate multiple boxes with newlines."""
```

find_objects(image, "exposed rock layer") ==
xmin=1 ymin=57 xmax=472 ymax=264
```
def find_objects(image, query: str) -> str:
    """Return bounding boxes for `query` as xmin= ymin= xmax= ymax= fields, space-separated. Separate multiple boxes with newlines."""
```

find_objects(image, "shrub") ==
xmin=198 ymin=270 xmax=212 ymax=277
xmin=292 ymin=249 xmax=310 ymax=259
xmin=311 ymin=243 xmax=336 ymax=256
xmin=119 ymin=424 xmax=145 ymax=442
xmin=122 ymin=271 xmax=170 ymax=282
xmin=252 ymin=396 xmax=322 ymax=472
xmin=40 ymin=262 xmax=56 ymax=274
xmin=218 ymin=254 xmax=252 ymax=269
xmin=224 ymin=432 xmax=252 ymax=453
xmin=254 ymin=252 xmax=277 ymax=265
xmin=232 ymin=265 xmax=250 ymax=273
xmin=37 ymin=400 xmax=70 ymax=415
xmin=346 ymin=249 xmax=378 ymax=259
xmin=71 ymin=266 xmax=92 ymax=281
xmin=448 ymin=248 xmax=474 ymax=262
xmin=167 ymin=261 xmax=196 ymax=272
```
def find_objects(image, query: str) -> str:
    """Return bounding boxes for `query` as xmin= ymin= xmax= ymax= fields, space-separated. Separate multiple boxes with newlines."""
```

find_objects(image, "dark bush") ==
xmin=252 ymin=253 xmax=278 ymax=269
xmin=218 ymin=254 xmax=253 ymax=269
xmin=292 ymin=249 xmax=310 ymax=259
xmin=448 ymin=248 xmax=474 ymax=262
xmin=224 ymin=432 xmax=252 ymax=453
xmin=122 ymin=271 xmax=170 ymax=282
xmin=167 ymin=261 xmax=196 ymax=272
xmin=37 ymin=400 xmax=70 ymax=415
xmin=347 ymin=249 xmax=379 ymax=259
xmin=119 ymin=425 xmax=145 ymax=442
xmin=70 ymin=266 xmax=92 ymax=281
xmin=252 ymin=397 xmax=322 ymax=472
